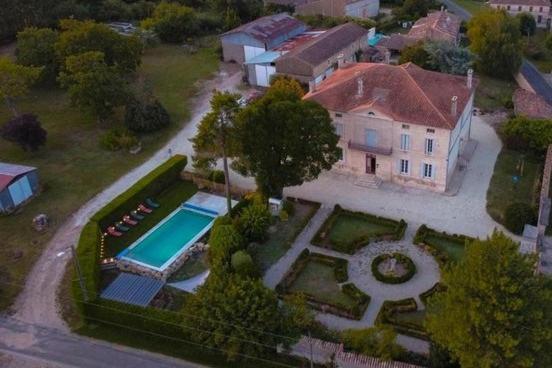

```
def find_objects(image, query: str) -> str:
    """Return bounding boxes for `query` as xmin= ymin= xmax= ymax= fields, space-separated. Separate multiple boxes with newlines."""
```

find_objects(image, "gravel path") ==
xmin=11 ymin=67 xmax=245 ymax=331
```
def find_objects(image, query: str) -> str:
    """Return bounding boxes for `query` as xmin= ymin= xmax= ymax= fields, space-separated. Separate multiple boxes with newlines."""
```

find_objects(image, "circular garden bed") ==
xmin=371 ymin=252 xmax=416 ymax=284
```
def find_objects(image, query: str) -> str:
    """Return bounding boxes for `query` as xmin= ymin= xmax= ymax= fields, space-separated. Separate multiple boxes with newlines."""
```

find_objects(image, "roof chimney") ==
xmin=337 ymin=53 xmax=345 ymax=69
xmin=357 ymin=77 xmax=364 ymax=97
xmin=308 ymin=80 xmax=316 ymax=93
xmin=451 ymin=95 xmax=458 ymax=117
xmin=441 ymin=5 xmax=445 ymax=11
xmin=384 ymin=50 xmax=391 ymax=65
xmin=467 ymin=68 xmax=473 ymax=89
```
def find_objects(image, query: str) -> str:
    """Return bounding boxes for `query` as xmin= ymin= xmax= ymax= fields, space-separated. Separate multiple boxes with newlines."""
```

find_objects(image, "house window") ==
xmin=335 ymin=113 xmax=342 ymax=117
xmin=540 ymin=6 xmax=543 ymax=11
xmin=423 ymin=163 xmax=434 ymax=179
xmin=334 ymin=122 xmax=344 ymax=137
xmin=425 ymin=138 xmax=434 ymax=155
xmin=400 ymin=134 xmax=410 ymax=151
xmin=337 ymin=147 xmax=344 ymax=161
xmin=426 ymin=128 xmax=435 ymax=134
xmin=530 ymin=6 xmax=533 ymax=11
xmin=402 ymin=124 xmax=410 ymax=129
xmin=539 ymin=15 xmax=543 ymax=23
xmin=400 ymin=159 xmax=410 ymax=175
xmin=518 ymin=5 xmax=522 ymax=10
xmin=507 ymin=5 xmax=511 ymax=10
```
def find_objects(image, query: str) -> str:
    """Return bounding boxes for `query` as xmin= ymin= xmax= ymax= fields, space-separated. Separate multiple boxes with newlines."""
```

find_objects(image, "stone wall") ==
xmin=536 ymin=145 xmax=552 ymax=267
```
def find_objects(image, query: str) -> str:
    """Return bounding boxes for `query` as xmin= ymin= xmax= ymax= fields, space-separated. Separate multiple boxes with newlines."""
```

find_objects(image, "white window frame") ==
xmin=334 ymin=122 xmax=344 ymax=137
xmin=423 ymin=163 xmax=434 ymax=179
xmin=399 ymin=159 xmax=410 ymax=175
xmin=400 ymin=134 xmax=410 ymax=151
xmin=425 ymin=138 xmax=434 ymax=155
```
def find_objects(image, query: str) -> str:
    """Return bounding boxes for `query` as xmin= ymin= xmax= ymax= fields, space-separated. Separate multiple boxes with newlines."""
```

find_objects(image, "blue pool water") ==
xmin=121 ymin=208 xmax=214 ymax=270
xmin=368 ymin=33 xmax=383 ymax=46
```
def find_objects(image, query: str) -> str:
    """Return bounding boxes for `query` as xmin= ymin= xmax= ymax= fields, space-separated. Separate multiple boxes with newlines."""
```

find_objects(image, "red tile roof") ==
xmin=408 ymin=10 xmax=461 ymax=43
xmin=514 ymin=88 xmax=552 ymax=119
xmin=304 ymin=63 xmax=476 ymax=129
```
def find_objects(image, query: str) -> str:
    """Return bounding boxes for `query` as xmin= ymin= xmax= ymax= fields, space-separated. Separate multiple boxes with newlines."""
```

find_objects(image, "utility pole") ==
xmin=308 ymin=331 xmax=314 ymax=368
xmin=70 ymin=245 xmax=88 ymax=302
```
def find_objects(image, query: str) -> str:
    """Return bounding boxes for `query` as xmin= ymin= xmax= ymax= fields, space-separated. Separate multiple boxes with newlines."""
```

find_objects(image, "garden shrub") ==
xmin=375 ymin=298 xmax=427 ymax=339
xmin=100 ymin=127 xmax=139 ymax=151
xmin=208 ymin=223 xmax=244 ymax=266
xmin=419 ymin=282 xmax=446 ymax=306
xmin=279 ymin=209 xmax=289 ymax=222
xmin=282 ymin=199 xmax=296 ymax=216
xmin=503 ymin=202 xmax=537 ymax=234
xmin=238 ymin=203 xmax=271 ymax=242
xmin=208 ymin=169 xmax=225 ymax=184
xmin=334 ymin=258 xmax=348 ymax=283
xmin=341 ymin=325 xmax=404 ymax=361
xmin=231 ymin=250 xmax=257 ymax=277
xmin=500 ymin=116 xmax=552 ymax=156
xmin=124 ymin=96 xmax=171 ymax=133
xmin=371 ymin=253 xmax=416 ymax=284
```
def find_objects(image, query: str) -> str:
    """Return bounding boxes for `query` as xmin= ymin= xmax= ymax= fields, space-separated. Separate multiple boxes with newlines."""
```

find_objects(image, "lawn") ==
xmin=474 ymin=74 xmax=517 ymax=112
xmin=0 ymin=42 xmax=219 ymax=311
xmin=252 ymin=200 xmax=319 ymax=273
xmin=453 ymin=0 xmax=488 ymax=15
xmin=486 ymin=149 xmax=541 ymax=225
xmin=328 ymin=214 xmax=395 ymax=246
xmin=393 ymin=310 xmax=426 ymax=329
xmin=523 ymin=29 xmax=552 ymax=74
xmin=424 ymin=235 xmax=466 ymax=263
xmin=104 ymin=180 xmax=198 ymax=257
xmin=288 ymin=260 xmax=356 ymax=309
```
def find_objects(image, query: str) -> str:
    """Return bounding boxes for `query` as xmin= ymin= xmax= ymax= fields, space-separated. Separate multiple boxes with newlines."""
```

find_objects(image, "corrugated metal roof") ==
xmin=244 ymin=51 xmax=281 ymax=64
xmin=101 ymin=273 xmax=164 ymax=307
xmin=0 ymin=162 xmax=37 ymax=192
xmin=222 ymin=13 xmax=305 ymax=44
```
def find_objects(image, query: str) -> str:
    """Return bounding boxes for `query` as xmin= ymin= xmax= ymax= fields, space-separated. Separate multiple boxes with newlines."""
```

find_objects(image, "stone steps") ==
xmin=354 ymin=175 xmax=382 ymax=189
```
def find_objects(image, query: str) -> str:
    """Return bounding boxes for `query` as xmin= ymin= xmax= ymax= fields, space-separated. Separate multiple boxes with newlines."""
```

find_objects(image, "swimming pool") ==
xmin=118 ymin=205 xmax=215 ymax=271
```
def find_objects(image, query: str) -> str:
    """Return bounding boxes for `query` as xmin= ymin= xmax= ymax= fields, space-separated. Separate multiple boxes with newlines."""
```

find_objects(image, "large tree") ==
xmin=399 ymin=42 xmax=431 ymax=68
xmin=1 ymin=113 xmax=47 ymax=151
xmin=424 ymin=41 xmax=474 ymax=75
xmin=191 ymin=90 xmax=241 ymax=214
xmin=58 ymin=51 xmax=128 ymax=124
xmin=140 ymin=2 xmax=197 ymax=43
xmin=234 ymin=78 xmax=340 ymax=198
xmin=0 ymin=57 xmax=41 ymax=117
xmin=56 ymin=19 xmax=142 ymax=75
xmin=16 ymin=27 xmax=59 ymax=85
xmin=426 ymin=231 xmax=552 ymax=368
xmin=467 ymin=9 xmax=522 ymax=78
xmin=517 ymin=12 xmax=536 ymax=36
xmin=182 ymin=272 xmax=291 ymax=361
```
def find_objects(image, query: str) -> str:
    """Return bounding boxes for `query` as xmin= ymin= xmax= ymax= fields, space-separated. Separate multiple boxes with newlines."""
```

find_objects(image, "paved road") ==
xmin=0 ymin=317 xmax=205 ymax=368
xmin=441 ymin=0 xmax=552 ymax=105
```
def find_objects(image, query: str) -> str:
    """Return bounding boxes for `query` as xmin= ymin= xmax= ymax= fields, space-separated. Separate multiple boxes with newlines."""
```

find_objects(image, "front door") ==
xmin=365 ymin=154 xmax=376 ymax=174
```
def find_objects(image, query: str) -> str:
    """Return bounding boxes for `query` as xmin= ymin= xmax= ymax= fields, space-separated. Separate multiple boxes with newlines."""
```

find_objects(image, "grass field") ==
xmin=486 ymin=149 xmax=541 ymax=225
xmin=425 ymin=235 xmax=466 ymax=263
xmin=328 ymin=213 xmax=395 ymax=246
xmin=474 ymin=74 xmax=517 ymax=112
xmin=288 ymin=260 xmax=355 ymax=308
xmin=453 ymin=0 xmax=488 ymax=15
xmin=0 ymin=43 xmax=219 ymax=311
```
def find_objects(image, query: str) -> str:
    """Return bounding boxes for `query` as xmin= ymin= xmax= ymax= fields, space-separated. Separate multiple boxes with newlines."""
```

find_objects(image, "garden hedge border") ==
xmin=375 ymin=298 xmax=428 ymax=340
xmin=275 ymin=249 xmax=369 ymax=320
xmin=419 ymin=282 xmax=446 ymax=307
xmin=413 ymin=225 xmax=474 ymax=268
xmin=284 ymin=197 xmax=321 ymax=249
xmin=311 ymin=204 xmax=407 ymax=254
xmin=371 ymin=253 xmax=416 ymax=284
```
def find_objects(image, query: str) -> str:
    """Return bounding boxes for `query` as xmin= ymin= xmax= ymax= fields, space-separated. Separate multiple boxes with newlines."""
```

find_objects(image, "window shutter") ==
xmin=432 ymin=165 xmax=437 ymax=180
xmin=396 ymin=160 xmax=401 ymax=174
xmin=420 ymin=163 xmax=425 ymax=178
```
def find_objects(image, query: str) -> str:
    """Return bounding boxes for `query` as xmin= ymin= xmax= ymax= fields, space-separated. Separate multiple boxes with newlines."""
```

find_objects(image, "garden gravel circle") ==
xmin=347 ymin=238 xmax=441 ymax=303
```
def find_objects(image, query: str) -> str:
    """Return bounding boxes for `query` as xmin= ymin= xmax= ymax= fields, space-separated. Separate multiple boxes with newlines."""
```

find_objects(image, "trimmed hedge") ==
xmin=371 ymin=253 xmax=416 ymax=284
xmin=419 ymin=282 xmax=446 ymax=307
xmin=282 ymin=198 xmax=321 ymax=249
xmin=276 ymin=250 xmax=369 ymax=320
xmin=311 ymin=204 xmax=407 ymax=254
xmin=413 ymin=224 xmax=474 ymax=267
xmin=375 ymin=298 xmax=428 ymax=340
xmin=93 ymin=155 xmax=188 ymax=229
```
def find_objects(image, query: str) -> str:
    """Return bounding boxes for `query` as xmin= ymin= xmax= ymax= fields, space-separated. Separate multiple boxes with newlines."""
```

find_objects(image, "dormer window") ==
xmin=402 ymin=124 xmax=409 ymax=129
xmin=335 ymin=113 xmax=342 ymax=117
xmin=427 ymin=128 xmax=435 ymax=134
xmin=367 ymin=111 xmax=375 ymax=116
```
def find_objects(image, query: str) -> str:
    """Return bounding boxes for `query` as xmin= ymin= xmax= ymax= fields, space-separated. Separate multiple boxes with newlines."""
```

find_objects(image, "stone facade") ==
xmin=489 ymin=1 xmax=551 ymax=27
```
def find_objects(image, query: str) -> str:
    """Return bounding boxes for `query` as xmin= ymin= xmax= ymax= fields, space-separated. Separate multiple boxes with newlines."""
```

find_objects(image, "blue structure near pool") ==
xmin=0 ymin=162 xmax=39 ymax=214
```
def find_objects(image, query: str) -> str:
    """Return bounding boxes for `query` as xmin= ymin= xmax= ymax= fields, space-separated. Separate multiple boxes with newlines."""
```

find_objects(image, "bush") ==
xmin=1 ymin=113 xmax=47 ymax=151
xmin=100 ymin=127 xmax=139 ymax=151
xmin=231 ymin=250 xmax=257 ymax=277
xmin=334 ymin=258 xmax=348 ymax=283
xmin=282 ymin=199 xmax=295 ymax=216
xmin=375 ymin=298 xmax=427 ymax=339
xmin=279 ymin=209 xmax=289 ymax=222
xmin=208 ymin=170 xmax=225 ymax=184
xmin=503 ymin=202 xmax=537 ymax=234
xmin=238 ymin=204 xmax=271 ymax=242
xmin=419 ymin=282 xmax=446 ymax=306
xmin=371 ymin=253 xmax=416 ymax=284
xmin=124 ymin=96 xmax=171 ymax=133
xmin=341 ymin=325 xmax=404 ymax=361
xmin=141 ymin=2 xmax=198 ymax=43
xmin=500 ymin=116 xmax=552 ymax=156
xmin=208 ymin=224 xmax=244 ymax=266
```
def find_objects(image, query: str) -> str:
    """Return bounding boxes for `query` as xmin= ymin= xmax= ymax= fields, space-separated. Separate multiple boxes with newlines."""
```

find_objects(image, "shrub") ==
xmin=208 ymin=224 xmax=244 ymax=266
xmin=282 ymin=199 xmax=296 ymax=216
xmin=1 ymin=113 xmax=47 ymax=151
xmin=238 ymin=204 xmax=271 ymax=242
xmin=500 ymin=116 xmax=552 ymax=156
xmin=334 ymin=258 xmax=348 ymax=282
xmin=371 ymin=253 xmax=416 ymax=284
xmin=342 ymin=325 xmax=404 ymax=361
xmin=231 ymin=250 xmax=257 ymax=277
xmin=124 ymin=96 xmax=171 ymax=133
xmin=100 ymin=127 xmax=139 ymax=151
xmin=375 ymin=298 xmax=427 ymax=339
xmin=208 ymin=169 xmax=225 ymax=184
xmin=279 ymin=209 xmax=289 ymax=222
xmin=419 ymin=282 xmax=446 ymax=306
xmin=503 ymin=202 xmax=537 ymax=234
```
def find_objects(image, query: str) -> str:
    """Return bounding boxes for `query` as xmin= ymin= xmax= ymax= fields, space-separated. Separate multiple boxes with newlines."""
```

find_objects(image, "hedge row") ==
xmin=371 ymin=253 xmax=416 ymax=284
xmin=413 ymin=224 xmax=474 ymax=267
xmin=375 ymin=298 xmax=428 ymax=340
xmin=93 ymin=155 xmax=188 ymax=229
xmin=312 ymin=204 xmax=407 ymax=254
xmin=419 ymin=282 xmax=446 ymax=307
xmin=283 ymin=197 xmax=321 ymax=249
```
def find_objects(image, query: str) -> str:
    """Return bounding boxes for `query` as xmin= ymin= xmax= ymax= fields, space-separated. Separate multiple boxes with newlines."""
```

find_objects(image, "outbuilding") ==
xmin=0 ymin=162 xmax=39 ymax=214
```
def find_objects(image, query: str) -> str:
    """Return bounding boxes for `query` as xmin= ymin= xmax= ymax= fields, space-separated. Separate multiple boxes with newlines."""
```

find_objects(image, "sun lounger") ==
xmin=130 ymin=211 xmax=144 ymax=220
xmin=138 ymin=204 xmax=153 ymax=214
xmin=115 ymin=223 xmax=130 ymax=232
xmin=123 ymin=216 xmax=138 ymax=226
xmin=146 ymin=198 xmax=160 ymax=208
xmin=107 ymin=226 xmax=123 ymax=237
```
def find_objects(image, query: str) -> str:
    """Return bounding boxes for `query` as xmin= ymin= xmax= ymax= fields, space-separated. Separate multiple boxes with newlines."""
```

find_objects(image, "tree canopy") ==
xmin=426 ymin=231 xmax=552 ymax=368
xmin=424 ymin=41 xmax=474 ymax=75
xmin=141 ymin=2 xmax=198 ymax=43
xmin=517 ymin=12 xmax=536 ymax=36
xmin=399 ymin=42 xmax=430 ymax=68
xmin=467 ymin=9 xmax=522 ymax=78
xmin=341 ymin=326 xmax=405 ymax=361
xmin=16 ymin=27 xmax=59 ymax=85
xmin=0 ymin=57 xmax=41 ymax=116
xmin=234 ymin=78 xmax=340 ymax=198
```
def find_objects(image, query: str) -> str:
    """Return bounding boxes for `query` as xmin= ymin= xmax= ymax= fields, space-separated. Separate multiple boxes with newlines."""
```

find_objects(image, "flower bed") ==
xmin=311 ymin=205 xmax=407 ymax=254
xmin=371 ymin=253 xmax=416 ymax=284
xmin=375 ymin=298 xmax=428 ymax=340
xmin=413 ymin=225 xmax=474 ymax=266
xmin=276 ymin=249 xmax=369 ymax=320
